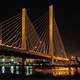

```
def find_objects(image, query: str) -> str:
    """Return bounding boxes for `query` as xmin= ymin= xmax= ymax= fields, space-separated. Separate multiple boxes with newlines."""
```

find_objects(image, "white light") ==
xmin=26 ymin=65 xmax=33 ymax=75
xmin=40 ymin=64 xmax=42 ymax=66
xmin=11 ymin=66 xmax=14 ymax=73
xmin=2 ymin=66 xmax=5 ymax=73
xmin=29 ymin=66 xmax=32 ymax=75
xmin=2 ymin=58 xmax=5 ymax=62
xmin=26 ymin=66 xmax=30 ymax=75
xmin=16 ymin=66 xmax=19 ymax=69
xmin=16 ymin=71 xmax=19 ymax=74
xmin=16 ymin=66 xmax=19 ymax=74
xmin=11 ymin=58 xmax=14 ymax=62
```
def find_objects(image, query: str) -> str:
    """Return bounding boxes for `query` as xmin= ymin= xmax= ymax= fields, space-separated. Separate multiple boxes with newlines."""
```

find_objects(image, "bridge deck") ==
xmin=0 ymin=44 xmax=69 ymax=61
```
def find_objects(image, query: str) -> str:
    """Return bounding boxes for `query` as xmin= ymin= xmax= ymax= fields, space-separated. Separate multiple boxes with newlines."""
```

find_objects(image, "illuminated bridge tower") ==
xmin=49 ymin=4 xmax=54 ymax=63
xmin=22 ymin=8 xmax=27 ymax=51
xmin=21 ymin=8 xmax=28 ymax=74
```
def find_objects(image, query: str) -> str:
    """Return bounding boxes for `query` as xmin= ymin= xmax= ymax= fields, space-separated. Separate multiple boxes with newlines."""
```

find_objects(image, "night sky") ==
xmin=0 ymin=0 xmax=80 ymax=56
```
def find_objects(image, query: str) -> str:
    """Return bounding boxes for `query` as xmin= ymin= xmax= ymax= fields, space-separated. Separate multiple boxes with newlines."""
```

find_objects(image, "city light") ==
xmin=2 ymin=66 xmax=5 ymax=73
xmin=2 ymin=58 xmax=5 ymax=62
xmin=11 ymin=66 xmax=14 ymax=74
xmin=11 ymin=58 xmax=14 ymax=62
xmin=16 ymin=66 xmax=19 ymax=74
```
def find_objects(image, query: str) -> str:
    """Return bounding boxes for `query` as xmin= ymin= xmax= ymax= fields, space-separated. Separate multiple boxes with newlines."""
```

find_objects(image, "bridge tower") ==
xmin=21 ymin=8 xmax=28 ymax=74
xmin=22 ymin=8 xmax=27 ymax=50
xmin=49 ymin=4 xmax=54 ymax=63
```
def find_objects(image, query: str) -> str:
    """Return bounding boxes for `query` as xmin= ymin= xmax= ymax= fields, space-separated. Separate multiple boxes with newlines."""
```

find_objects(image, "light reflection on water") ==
xmin=16 ymin=66 xmax=19 ymax=74
xmin=0 ymin=65 xmax=80 ymax=77
xmin=51 ymin=67 xmax=80 ymax=76
xmin=35 ymin=67 xmax=80 ymax=76
xmin=1 ymin=65 xmax=33 ymax=76
xmin=0 ymin=66 xmax=80 ymax=80
xmin=2 ymin=66 xmax=5 ymax=73
xmin=52 ymin=67 xmax=69 ymax=76
xmin=11 ymin=66 xmax=14 ymax=74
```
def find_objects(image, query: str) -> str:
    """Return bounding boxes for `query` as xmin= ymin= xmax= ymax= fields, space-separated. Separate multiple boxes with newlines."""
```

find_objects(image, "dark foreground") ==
xmin=0 ymin=73 xmax=80 ymax=80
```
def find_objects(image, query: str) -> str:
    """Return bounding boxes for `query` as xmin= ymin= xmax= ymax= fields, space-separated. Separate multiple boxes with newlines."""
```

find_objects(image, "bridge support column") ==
xmin=22 ymin=8 xmax=27 ymax=50
xmin=49 ymin=4 xmax=54 ymax=63
xmin=49 ymin=4 xmax=54 ymax=75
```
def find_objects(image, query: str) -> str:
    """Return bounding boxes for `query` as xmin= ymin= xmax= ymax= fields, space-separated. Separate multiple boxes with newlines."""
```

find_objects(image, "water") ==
xmin=0 ymin=66 xmax=79 ymax=76
xmin=35 ymin=67 xmax=80 ymax=76
xmin=0 ymin=65 xmax=33 ymax=75
xmin=0 ymin=65 xmax=80 ymax=80
xmin=0 ymin=73 xmax=80 ymax=80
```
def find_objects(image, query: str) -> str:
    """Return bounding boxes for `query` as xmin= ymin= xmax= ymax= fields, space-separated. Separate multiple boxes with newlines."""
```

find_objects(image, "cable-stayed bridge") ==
xmin=0 ymin=4 xmax=80 ymax=76
xmin=0 ymin=5 xmax=67 ymax=60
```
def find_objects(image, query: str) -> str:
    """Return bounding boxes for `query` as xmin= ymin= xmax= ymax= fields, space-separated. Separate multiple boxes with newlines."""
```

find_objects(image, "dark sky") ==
xmin=0 ymin=0 xmax=80 ymax=56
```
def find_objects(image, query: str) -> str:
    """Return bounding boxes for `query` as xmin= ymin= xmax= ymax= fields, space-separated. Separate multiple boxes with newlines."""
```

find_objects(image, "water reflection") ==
xmin=0 ymin=65 xmax=33 ymax=76
xmin=0 ymin=56 xmax=79 ymax=76
xmin=2 ymin=66 xmax=5 ymax=73
xmin=52 ymin=67 xmax=69 ymax=76
xmin=35 ymin=67 xmax=79 ymax=76
xmin=11 ymin=66 xmax=14 ymax=74
xmin=51 ymin=67 xmax=78 ymax=76
xmin=26 ymin=66 xmax=33 ymax=75
xmin=0 ymin=65 xmax=80 ymax=77
xmin=16 ymin=66 xmax=19 ymax=74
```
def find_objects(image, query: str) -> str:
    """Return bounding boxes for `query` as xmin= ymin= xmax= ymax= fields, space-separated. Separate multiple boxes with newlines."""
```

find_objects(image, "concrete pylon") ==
xmin=22 ymin=8 xmax=27 ymax=50
xmin=49 ymin=4 xmax=54 ymax=63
